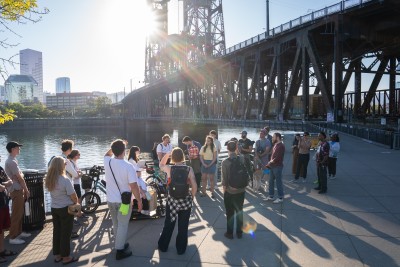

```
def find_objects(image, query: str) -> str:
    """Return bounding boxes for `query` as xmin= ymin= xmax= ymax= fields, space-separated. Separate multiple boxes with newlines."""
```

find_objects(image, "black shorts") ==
xmin=74 ymin=184 xmax=82 ymax=199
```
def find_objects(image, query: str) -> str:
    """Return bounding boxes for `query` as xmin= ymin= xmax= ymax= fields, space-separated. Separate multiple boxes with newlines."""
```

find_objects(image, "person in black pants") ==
xmin=221 ymin=140 xmax=246 ymax=239
xmin=314 ymin=132 xmax=330 ymax=194
xmin=158 ymin=148 xmax=197 ymax=255
xmin=45 ymin=156 xmax=79 ymax=264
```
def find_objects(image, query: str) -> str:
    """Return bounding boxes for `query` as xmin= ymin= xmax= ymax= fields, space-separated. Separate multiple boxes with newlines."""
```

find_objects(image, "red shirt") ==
xmin=269 ymin=142 xmax=285 ymax=167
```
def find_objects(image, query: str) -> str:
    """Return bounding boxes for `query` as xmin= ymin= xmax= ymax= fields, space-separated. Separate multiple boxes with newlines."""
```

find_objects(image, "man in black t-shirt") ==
xmin=238 ymin=131 xmax=254 ymax=182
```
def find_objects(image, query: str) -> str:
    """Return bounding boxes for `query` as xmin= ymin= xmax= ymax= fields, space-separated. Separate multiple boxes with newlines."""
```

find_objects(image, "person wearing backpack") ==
xmin=158 ymin=147 xmax=197 ymax=255
xmin=221 ymin=140 xmax=248 ymax=240
xmin=156 ymin=134 xmax=173 ymax=162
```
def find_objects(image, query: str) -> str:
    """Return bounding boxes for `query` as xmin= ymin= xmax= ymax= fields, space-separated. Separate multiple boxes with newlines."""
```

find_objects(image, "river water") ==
xmin=0 ymin=122 xmax=298 ymax=212
xmin=0 ymin=124 xmax=296 ymax=170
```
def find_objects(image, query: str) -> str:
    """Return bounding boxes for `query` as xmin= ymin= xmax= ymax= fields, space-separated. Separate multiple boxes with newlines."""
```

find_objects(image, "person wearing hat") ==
xmin=4 ymin=142 xmax=31 ymax=245
xmin=238 ymin=131 xmax=255 ymax=184
xmin=253 ymin=129 xmax=272 ymax=192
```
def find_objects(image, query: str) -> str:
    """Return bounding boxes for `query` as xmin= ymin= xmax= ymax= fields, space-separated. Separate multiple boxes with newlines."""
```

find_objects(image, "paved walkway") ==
xmin=3 ymin=133 xmax=400 ymax=266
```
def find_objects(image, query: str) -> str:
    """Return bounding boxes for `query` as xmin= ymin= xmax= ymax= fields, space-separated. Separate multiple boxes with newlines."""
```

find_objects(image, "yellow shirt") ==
xmin=200 ymin=145 xmax=215 ymax=160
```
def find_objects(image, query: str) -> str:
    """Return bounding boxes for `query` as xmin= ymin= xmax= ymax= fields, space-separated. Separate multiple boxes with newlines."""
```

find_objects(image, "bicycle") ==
xmin=81 ymin=165 xmax=105 ymax=214
xmin=144 ymin=164 xmax=167 ymax=217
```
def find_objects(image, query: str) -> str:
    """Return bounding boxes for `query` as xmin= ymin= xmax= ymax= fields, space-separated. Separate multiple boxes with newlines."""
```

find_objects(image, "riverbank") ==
xmin=1 ymin=117 xmax=124 ymax=130
xmin=3 ymin=132 xmax=400 ymax=266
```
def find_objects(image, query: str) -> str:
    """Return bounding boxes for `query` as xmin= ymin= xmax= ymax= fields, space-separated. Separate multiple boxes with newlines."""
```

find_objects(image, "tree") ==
xmin=95 ymin=96 xmax=112 ymax=116
xmin=0 ymin=104 xmax=15 ymax=124
xmin=0 ymin=0 xmax=49 ymax=80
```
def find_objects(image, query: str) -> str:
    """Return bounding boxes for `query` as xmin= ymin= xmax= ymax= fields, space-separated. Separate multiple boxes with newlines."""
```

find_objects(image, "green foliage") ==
xmin=95 ymin=96 xmax=112 ymax=116
xmin=0 ymin=0 xmax=38 ymax=21
xmin=1 ymin=99 xmax=115 ymax=120
xmin=0 ymin=105 xmax=15 ymax=124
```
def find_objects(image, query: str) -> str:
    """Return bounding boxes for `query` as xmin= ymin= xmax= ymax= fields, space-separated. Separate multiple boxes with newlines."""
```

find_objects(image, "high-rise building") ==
xmin=56 ymin=77 xmax=71 ymax=93
xmin=0 ymin=85 xmax=5 ymax=102
xmin=20 ymin=48 xmax=43 ymax=102
xmin=4 ymin=75 xmax=39 ymax=103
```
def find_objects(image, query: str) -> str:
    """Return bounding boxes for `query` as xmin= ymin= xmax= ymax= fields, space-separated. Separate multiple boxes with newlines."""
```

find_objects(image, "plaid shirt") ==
xmin=188 ymin=144 xmax=200 ymax=159
xmin=167 ymin=195 xmax=193 ymax=222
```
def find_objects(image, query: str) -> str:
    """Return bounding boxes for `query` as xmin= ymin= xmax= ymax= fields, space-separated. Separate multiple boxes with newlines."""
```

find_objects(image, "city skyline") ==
xmin=19 ymin=48 xmax=43 ymax=102
xmin=1 ymin=0 xmax=363 ymax=94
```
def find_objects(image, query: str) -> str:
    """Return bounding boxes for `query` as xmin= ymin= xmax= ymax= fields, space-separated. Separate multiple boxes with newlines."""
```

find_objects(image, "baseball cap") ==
xmin=224 ymin=137 xmax=238 ymax=146
xmin=240 ymin=130 xmax=247 ymax=135
xmin=226 ymin=141 xmax=237 ymax=152
xmin=6 ymin=141 xmax=23 ymax=152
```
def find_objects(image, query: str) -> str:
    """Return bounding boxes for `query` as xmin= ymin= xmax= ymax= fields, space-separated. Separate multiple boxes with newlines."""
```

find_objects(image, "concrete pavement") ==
xmin=3 ymin=132 xmax=400 ymax=266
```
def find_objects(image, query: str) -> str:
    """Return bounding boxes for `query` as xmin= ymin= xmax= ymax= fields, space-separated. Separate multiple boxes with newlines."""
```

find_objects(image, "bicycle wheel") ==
xmin=81 ymin=192 xmax=101 ymax=214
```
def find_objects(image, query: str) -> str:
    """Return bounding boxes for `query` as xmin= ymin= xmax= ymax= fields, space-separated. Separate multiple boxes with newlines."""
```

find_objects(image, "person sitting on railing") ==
xmin=127 ymin=146 xmax=150 ymax=215
xmin=156 ymin=134 xmax=173 ymax=163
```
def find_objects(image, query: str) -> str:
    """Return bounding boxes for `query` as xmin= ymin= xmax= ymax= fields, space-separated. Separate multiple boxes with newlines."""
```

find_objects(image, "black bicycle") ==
xmin=81 ymin=166 xmax=105 ymax=214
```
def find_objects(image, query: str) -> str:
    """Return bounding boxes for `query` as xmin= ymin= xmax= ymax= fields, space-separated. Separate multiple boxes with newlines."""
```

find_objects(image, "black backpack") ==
xmin=168 ymin=165 xmax=190 ymax=198
xmin=228 ymin=157 xmax=249 ymax=189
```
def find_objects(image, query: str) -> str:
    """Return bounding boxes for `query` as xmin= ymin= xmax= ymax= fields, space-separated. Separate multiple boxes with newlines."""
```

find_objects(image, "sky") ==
xmin=0 ymin=0 xmax=351 ymax=94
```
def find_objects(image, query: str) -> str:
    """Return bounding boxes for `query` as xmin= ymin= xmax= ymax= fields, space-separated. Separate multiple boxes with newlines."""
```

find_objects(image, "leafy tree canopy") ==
xmin=0 ymin=0 xmax=38 ymax=21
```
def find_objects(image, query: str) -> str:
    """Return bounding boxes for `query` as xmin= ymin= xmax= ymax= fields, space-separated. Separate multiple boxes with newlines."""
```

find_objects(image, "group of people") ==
xmin=0 ymin=127 xmax=341 ymax=264
xmin=291 ymin=131 xmax=341 ymax=193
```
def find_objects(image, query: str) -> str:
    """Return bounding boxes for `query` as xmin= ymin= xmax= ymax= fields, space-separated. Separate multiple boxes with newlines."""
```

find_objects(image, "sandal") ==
xmin=0 ymin=250 xmax=17 ymax=257
xmin=62 ymin=256 xmax=79 ymax=265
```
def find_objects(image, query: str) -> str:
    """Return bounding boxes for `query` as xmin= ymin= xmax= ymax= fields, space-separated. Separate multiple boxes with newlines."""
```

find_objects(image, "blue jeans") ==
xmin=108 ymin=202 xmax=132 ymax=250
xmin=268 ymin=166 xmax=284 ymax=198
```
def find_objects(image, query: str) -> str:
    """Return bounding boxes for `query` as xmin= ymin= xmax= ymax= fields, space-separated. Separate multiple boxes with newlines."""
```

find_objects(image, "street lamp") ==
xmin=266 ymin=0 xmax=270 ymax=36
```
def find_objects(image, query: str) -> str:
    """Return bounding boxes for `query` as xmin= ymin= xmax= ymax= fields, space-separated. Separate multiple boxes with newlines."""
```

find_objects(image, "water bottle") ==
xmin=25 ymin=201 xmax=30 ymax=216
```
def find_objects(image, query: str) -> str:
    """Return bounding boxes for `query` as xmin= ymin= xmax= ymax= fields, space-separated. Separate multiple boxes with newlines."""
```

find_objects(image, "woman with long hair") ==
xmin=158 ymin=147 xmax=197 ymax=255
xmin=127 ymin=146 xmax=150 ymax=214
xmin=199 ymin=136 xmax=217 ymax=198
xmin=45 ymin=156 xmax=79 ymax=264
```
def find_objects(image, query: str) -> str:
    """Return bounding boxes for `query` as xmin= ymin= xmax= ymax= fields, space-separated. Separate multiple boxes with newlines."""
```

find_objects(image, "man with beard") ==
xmin=265 ymin=133 xmax=285 ymax=204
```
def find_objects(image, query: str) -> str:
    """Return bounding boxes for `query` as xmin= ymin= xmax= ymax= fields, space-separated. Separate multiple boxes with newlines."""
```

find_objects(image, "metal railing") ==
xmin=313 ymin=122 xmax=397 ymax=149
xmin=225 ymin=0 xmax=377 ymax=55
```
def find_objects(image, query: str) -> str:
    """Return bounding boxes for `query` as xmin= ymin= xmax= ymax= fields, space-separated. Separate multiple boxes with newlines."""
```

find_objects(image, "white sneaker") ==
xmin=289 ymin=179 xmax=298 ymax=183
xmin=18 ymin=232 xmax=31 ymax=238
xmin=273 ymin=198 xmax=283 ymax=204
xmin=329 ymin=176 xmax=336 ymax=180
xmin=9 ymin=238 xmax=25 ymax=245
xmin=302 ymin=178 xmax=306 ymax=183
xmin=266 ymin=196 xmax=274 ymax=201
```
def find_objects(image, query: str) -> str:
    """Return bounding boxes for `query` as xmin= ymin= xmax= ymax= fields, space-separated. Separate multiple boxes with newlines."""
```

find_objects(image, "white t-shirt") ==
xmin=156 ymin=143 xmax=172 ymax=155
xmin=104 ymin=156 xmax=138 ymax=203
xmin=70 ymin=160 xmax=81 ymax=185
xmin=214 ymin=139 xmax=221 ymax=155
xmin=128 ymin=159 xmax=143 ymax=174
xmin=60 ymin=154 xmax=78 ymax=182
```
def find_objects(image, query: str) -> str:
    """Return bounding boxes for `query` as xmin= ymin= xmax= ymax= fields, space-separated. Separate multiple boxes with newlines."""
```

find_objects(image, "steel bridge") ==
xmin=122 ymin=0 xmax=400 ymax=123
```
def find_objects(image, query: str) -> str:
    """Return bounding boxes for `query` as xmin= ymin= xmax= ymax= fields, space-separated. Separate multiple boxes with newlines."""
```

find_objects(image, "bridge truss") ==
xmin=127 ymin=0 xmax=400 ymax=123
